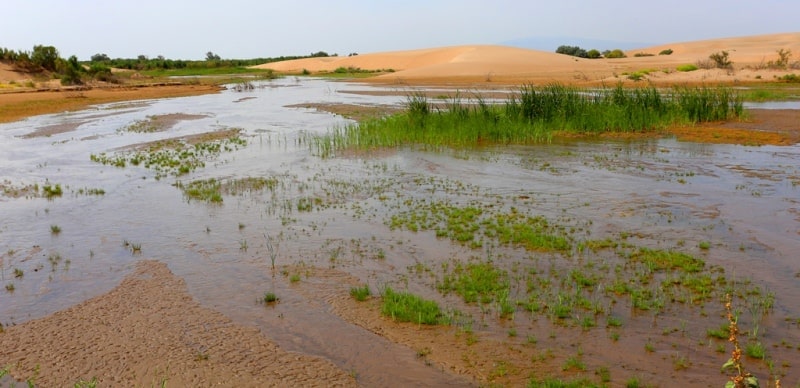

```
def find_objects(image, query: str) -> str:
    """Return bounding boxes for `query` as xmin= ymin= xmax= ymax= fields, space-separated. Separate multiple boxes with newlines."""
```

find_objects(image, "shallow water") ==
xmin=1 ymin=78 xmax=798 ymax=385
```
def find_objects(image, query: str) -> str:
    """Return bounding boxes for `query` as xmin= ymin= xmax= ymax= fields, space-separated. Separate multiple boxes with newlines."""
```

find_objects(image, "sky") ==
xmin=3 ymin=0 xmax=799 ymax=60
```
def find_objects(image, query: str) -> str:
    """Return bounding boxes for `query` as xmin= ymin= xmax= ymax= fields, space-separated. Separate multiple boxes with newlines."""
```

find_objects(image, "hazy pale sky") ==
xmin=3 ymin=0 xmax=798 ymax=60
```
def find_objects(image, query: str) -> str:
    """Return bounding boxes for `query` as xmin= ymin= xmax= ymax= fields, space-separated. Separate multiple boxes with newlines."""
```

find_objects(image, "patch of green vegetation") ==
xmin=389 ymin=201 xmax=570 ymax=252
xmin=778 ymin=73 xmax=800 ymax=83
xmin=439 ymin=261 xmax=509 ymax=304
xmin=628 ymin=247 xmax=705 ymax=273
xmin=745 ymin=341 xmax=765 ymax=359
xmin=527 ymin=377 xmax=603 ymax=388
xmin=42 ymin=183 xmax=63 ymax=198
xmin=90 ymin=134 xmax=246 ymax=179
xmin=676 ymin=64 xmax=699 ymax=72
xmin=381 ymin=287 xmax=447 ymax=325
xmin=263 ymin=292 xmax=278 ymax=303
xmin=175 ymin=178 xmax=223 ymax=203
xmin=350 ymin=285 xmax=371 ymax=301
xmin=312 ymin=84 xmax=743 ymax=155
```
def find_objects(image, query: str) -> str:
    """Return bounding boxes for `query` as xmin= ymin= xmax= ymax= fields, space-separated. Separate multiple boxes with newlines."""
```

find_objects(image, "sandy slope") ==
xmin=255 ymin=32 xmax=800 ymax=85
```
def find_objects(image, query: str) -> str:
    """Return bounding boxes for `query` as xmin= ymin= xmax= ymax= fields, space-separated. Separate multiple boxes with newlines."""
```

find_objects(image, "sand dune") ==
xmin=255 ymin=32 xmax=800 ymax=85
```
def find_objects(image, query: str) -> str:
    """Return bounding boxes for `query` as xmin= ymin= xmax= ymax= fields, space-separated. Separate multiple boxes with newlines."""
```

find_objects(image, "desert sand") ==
xmin=255 ymin=32 xmax=800 ymax=85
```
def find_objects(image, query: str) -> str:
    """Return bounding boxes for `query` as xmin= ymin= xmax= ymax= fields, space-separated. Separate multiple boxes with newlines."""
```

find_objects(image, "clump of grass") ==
xmin=50 ymin=224 xmax=61 ymax=234
xmin=677 ymin=64 xmax=699 ymax=72
xmin=350 ymin=285 xmax=371 ymax=301
xmin=744 ymin=341 xmax=765 ymax=359
xmin=174 ymin=179 xmax=223 ymax=203
xmin=562 ymin=356 xmax=586 ymax=371
xmin=42 ymin=183 xmax=63 ymax=199
xmin=381 ymin=287 xmax=447 ymax=325
xmin=438 ymin=261 xmax=509 ymax=304
xmin=263 ymin=292 xmax=278 ymax=304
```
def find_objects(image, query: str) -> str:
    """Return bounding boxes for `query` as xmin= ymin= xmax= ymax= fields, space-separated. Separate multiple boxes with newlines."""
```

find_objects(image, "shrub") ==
xmin=605 ymin=49 xmax=627 ymax=59
xmin=659 ymin=49 xmax=674 ymax=55
xmin=768 ymin=48 xmax=792 ymax=69
xmin=556 ymin=45 xmax=588 ymax=58
xmin=709 ymin=51 xmax=733 ymax=69
xmin=778 ymin=74 xmax=800 ymax=83
xmin=586 ymin=49 xmax=601 ymax=59
xmin=676 ymin=64 xmax=698 ymax=72
xmin=696 ymin=58 xmax=716 ymax=70
xmin=634 ymin=52 xmax=654 ymax=57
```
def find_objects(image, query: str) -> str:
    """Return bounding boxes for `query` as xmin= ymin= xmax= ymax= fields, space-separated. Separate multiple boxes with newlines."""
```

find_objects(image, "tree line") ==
xmin=1 ymin=44 xmax=339 ymax=85
xmin=555 ymin=45 xmax=673 ymax=59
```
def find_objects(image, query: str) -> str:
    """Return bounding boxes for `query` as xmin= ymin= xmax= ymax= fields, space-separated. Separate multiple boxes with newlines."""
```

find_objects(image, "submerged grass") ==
xmin=312 ymin=83 xmax=744 ymax=155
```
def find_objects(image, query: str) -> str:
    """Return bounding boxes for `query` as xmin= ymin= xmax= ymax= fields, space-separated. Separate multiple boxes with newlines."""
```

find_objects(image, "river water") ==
xmin=1 ymin=78 xmax=798 ymax=385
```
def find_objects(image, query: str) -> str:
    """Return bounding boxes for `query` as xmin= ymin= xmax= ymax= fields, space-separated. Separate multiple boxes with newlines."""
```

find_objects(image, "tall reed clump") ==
xmin=310 ymin=83 xmax=743 ymax=156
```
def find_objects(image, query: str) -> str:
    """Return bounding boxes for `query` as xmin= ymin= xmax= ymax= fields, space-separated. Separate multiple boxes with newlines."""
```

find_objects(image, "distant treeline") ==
xmin=555 ymin=45 xmax=673 ymax=59
xmin=89 ymin=51 xmax=336 ymax=71
xmin=1 ymin=45 xmax=84 ymax=84
xmin=1 ymin=44 xmax=338 ymax=85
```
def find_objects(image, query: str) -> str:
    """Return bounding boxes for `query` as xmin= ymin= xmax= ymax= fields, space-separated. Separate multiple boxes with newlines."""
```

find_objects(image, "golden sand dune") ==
xmin=256 ymin=32 xmax=800 ymax=85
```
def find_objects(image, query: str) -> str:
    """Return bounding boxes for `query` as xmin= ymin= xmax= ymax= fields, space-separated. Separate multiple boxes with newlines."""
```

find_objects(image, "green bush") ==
xmin=605 ymin=49 xmax=627 ymax=59
xmin=676 ymin=64 xmax=698 ymax=72
xmin=659 ymin=49 xmax=674 ymax=55
xmin=634 ymin=52 xmax=654 ymax=57
xmin=556 ymin=45 xmax=588 ymax=58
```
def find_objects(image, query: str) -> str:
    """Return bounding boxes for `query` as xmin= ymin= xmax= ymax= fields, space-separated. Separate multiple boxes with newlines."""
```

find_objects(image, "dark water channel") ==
xmin=1 ymin=78 xmax=798 ymax=385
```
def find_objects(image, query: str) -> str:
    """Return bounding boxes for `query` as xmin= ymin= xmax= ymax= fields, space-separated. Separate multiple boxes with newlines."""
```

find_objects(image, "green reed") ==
xmin=311 ymin=83 xmax=743 ymax=155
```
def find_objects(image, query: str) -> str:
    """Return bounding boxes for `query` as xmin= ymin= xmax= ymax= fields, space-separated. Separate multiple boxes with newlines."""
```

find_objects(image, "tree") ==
xmin=205 ymin=51 xmax=221 ymax=61
xmin=605 ymin=49 xmax=627 ymax=59
xmin=91 ymin=53 xmax=110 ymax=62
xmin=586 ymin=49 xmax=602 ymax=59
xmin=137 ymin=54 xmax=148 ymax=61
xmin=58 ymin=55 xmax=83 ymax=85
xmin=556 ymin=45 xmax=588 ymax=58
xmin=31 ymin=45 xmax=59 ymax=71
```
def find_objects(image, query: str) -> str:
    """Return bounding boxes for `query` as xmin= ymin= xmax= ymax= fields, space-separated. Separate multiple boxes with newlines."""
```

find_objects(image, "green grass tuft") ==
xmin=381 ymin=287 xmax=447 ymax=325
